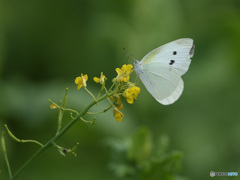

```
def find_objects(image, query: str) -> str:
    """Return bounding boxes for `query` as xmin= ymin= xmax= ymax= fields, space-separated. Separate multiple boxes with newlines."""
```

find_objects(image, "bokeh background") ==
xmin=1 ymin=0 xmax=240 ymax=179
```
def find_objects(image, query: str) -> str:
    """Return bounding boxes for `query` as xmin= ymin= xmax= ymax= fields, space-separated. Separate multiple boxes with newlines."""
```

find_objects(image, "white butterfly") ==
xmin=133 ymin=38 xmax=195 ymax=105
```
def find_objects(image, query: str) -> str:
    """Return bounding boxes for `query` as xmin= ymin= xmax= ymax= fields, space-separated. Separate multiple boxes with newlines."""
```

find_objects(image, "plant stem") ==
xmin=56 ymin=88 xmax=68 ymax=135
xmin=2 ymin=132 xmax=12 ymax=179
xmin=4 ymin=125 xmax=43 ymax=147
xmin=84 ymin=87 xmax=96 ymax=101
xmin=10 ymin=91 xmax=115 ymax=180
xmin=49 ymin=99 xmax=79 ymax=115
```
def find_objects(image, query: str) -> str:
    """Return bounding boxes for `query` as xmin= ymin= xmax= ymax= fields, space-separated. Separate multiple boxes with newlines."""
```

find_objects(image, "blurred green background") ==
xmin=1 ymin=0 xmax=240 ymax=179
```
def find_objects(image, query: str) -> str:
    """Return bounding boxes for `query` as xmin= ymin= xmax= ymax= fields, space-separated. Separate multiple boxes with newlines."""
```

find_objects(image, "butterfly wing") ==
xmin=136 ymin=61 xmax=183 ymax=105
xmin=140 ymin=38 xmax=194 ymax=75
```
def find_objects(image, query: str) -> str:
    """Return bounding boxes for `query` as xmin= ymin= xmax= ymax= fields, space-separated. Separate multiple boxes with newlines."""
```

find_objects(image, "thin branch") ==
xmin=5 ymin=125 xmax=43 ymax=147
xmin=11 ymin=91 xmax=116 ymax=180
xmin=1 ymin=131 xmax=12 ymax=179
xmin=84 ymin=87 xmax=96 ymax=101
xmin=87 ymin=105 xmax=113 ymax=115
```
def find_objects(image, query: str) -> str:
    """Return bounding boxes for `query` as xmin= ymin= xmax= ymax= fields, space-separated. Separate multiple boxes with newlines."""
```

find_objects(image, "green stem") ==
xmin=96 ymin=84 xmax=104 ymax=101
xmin=87 ymin=105 xmax=113 ymax=115
xmin=80 ymin=117 xmax=95 ymax=124
xmin=108 ymin=82 xmax=116 ymax=92
xmin=5 ymin=125 xmax=43 ymax=147
xmin=48 ymin=99 xmax=79 ymax=115
xmin=11 ymin=91 xmax=115 ymax=180
xmin=84 ymin=87 xmax=96 ymax=101
xmin=2 ymin=132 xmax=12 ymax=179
xmin=104 ymin=87 xmax=115 ymax=108
xmin=97 ymin=78 xmax=106 ymax=101
xmin=62 ymin=108 xmax=79 ymax=115
xmin=56 ymin=88 xmax=68 ymax=135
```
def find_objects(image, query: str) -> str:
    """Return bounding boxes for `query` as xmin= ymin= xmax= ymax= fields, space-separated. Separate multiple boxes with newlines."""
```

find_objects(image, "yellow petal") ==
xmin=81 ymin=74 xmax=88 ymax=88
xmin=82 ymin=74 xmax=88 ymax=81
xmin=136 ymin=87 xmax=140 ymax=93
xmin=50 ymin=104 xmax=57 ymax=109
xmin=99 ymin=74 xmax=106 ymax=84
xmin=100 ymin=74 xmax=106 ymax=80
xmin=75 ymin=77 xmax=82 ymax=84
xmin=124 ymin=89 xmax=132 ymax=97
xmin=115 ymin=68 xmax=121 ymax=75
xmin=122 ymin=77 xmax=127 ymax=82
xmin=113 ymin=109 xmax=124 ymax=122
xmin=132 ymin=87 xmax=140 ymax=96
xmin=121 ymin=64 xmax=127 ymax=71
xmin=77 ymin=84 xmax=82 ymax=90
xmin=115 ymin=112 xmax=124 ymax=122
xmin=115 ymin=98 xmax=123 ymax=110
xmin=93 ymin=77 xmax=100 ymax=83
xmin=126 ymin=64 xmax=133 ymax=72
xmin=117 ymin=103 xmax=123 ymax=110
xmin=127 ymin=97 xmax=134 ymax=104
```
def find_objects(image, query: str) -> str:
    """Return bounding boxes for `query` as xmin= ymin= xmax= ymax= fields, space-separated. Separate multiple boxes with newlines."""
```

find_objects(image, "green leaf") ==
xmin=127 ymin=127 xmax=152 ymax=164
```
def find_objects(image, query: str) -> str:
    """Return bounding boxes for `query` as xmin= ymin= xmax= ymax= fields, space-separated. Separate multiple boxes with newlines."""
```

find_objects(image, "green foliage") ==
xmin=106 ymin=127 xmax=186 ymax=180
xmin=1 ymin=0 xmax=240 ymax=179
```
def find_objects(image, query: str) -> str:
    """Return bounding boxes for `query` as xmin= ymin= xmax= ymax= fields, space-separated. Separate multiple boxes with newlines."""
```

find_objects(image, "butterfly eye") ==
xmin=173 ymin=51 xmax=177 ymax=55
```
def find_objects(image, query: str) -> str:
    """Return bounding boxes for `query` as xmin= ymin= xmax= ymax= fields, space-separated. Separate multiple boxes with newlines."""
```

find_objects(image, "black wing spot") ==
xmin=169 ymin=60 xmax=175 ymax=65
xmin=173 ymin=51 xmax=177 ymax=55
xmin=190 ymin=44 xmax=195 ymax=56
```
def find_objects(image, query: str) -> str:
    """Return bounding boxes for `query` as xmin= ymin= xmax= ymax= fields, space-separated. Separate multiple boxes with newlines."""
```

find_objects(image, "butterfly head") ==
xmin=133 ymin=59 xmax=144 ymax=76
xmin=133 ymin=59 xmax=140 ymax=67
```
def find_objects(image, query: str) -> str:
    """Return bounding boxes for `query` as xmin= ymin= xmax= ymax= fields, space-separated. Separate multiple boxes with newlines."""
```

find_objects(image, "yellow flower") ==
xmin=111 ymin=95 xmax=123 ymax=110
xmin=121 ymin=64 xmax=133 ymax=74
xmin=115 ymin=97 xmax=123 ymax=110
xmin=49 ymin=104 xmax=57 ymax=109
xmin=120 ymin=76 xmax=129 ymax=83
xmin=115 ymin=64 xmax=133 ymax=82
xmin=75 ymin=74 xmax=88 ymax=90
xmin=124 ymin=86 xmax=140 ymax=104
xmin=93 ymin=73 xmax=106 ymax=84
xmin=113 ymin=108 xmax=124 ymax=122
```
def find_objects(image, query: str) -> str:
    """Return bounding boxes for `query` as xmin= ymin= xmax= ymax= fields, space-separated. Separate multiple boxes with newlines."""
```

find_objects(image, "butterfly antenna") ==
xmin=122 ymin=46 xmax=134 ymax=64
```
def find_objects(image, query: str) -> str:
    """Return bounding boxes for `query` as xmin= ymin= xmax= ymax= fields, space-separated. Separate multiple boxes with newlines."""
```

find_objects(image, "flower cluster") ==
xmin=75 ymin=64 xmax=140 ymax=122
xmin=124 ymin=86 xmax=140 ymax=104
xmin=115 ymin=64 xmax=133 ymax=82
